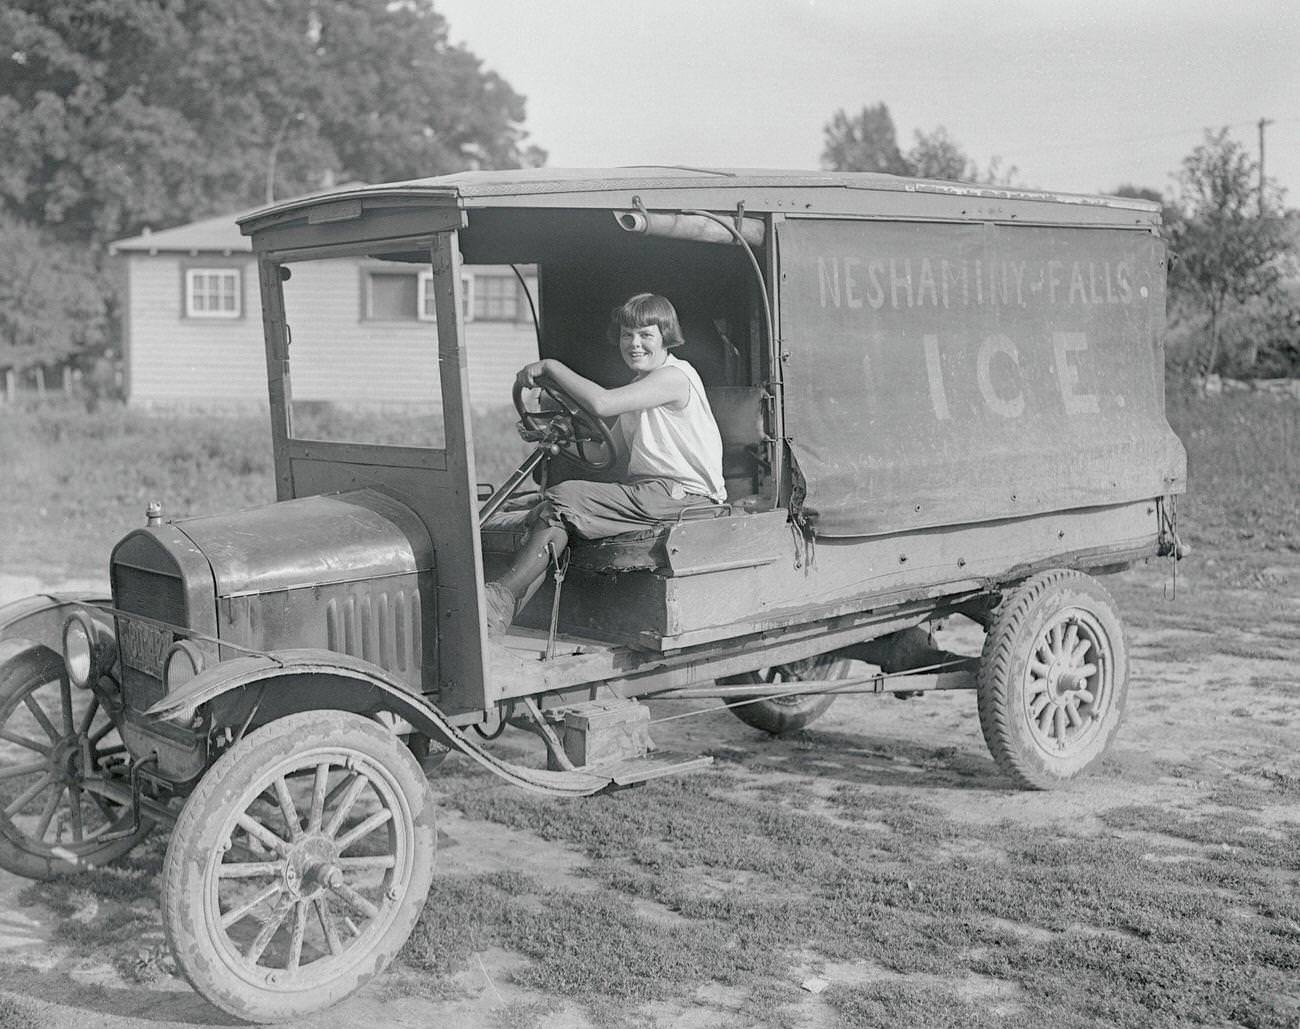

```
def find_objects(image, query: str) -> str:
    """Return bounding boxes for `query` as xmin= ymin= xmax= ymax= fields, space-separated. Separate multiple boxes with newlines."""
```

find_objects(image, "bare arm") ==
xmin=516 ymin=358 xmax=687 ymax=417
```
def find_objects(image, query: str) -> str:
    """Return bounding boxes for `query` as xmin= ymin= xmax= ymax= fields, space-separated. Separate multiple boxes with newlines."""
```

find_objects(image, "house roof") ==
xmin=110 ymin=207 xmax=254 ymax=255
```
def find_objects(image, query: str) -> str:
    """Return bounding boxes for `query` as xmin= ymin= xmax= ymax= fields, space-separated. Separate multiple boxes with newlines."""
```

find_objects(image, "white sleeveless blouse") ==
xmin=619 ymin=354 xmax=726 ymax=503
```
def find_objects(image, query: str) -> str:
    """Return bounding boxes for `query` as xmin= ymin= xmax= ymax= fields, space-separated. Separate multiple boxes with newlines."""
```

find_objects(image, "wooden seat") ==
xmin=480 ymin=386 xmax=772 ymax=573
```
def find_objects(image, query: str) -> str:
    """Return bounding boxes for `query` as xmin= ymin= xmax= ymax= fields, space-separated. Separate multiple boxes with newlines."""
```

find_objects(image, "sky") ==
xmin=433 ymin=0 xmax=1300 ymax=200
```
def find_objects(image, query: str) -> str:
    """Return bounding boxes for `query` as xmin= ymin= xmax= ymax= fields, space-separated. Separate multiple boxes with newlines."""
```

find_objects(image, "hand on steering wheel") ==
xmin=512 ymin=377 xmax=616 ymax=472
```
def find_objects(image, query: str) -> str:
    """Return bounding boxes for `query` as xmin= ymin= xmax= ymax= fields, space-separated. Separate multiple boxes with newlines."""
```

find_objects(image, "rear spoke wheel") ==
xmin=977 ymin=570 xmax=1128 ymax=789
xmin=719 ymin=654 xmax=850 ymax=733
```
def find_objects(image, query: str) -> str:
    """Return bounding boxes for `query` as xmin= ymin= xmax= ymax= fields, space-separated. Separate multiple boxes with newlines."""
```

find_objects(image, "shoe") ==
xmin=484 ymin=582 xmax=517 ymax=637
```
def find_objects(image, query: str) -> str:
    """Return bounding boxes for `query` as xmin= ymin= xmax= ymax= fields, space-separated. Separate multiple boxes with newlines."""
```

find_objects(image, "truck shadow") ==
xmin=0 ymin=961 xmax=236 ymax=1026
xmin=705 ymin=728 xmax=1015 ymax=792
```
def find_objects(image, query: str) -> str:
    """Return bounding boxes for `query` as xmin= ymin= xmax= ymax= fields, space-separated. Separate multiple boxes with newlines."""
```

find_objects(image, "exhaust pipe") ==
xmin=615 ymin=209 xmax=765 ymax=247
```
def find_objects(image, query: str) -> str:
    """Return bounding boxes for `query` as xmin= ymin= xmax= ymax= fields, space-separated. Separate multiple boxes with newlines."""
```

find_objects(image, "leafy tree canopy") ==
xmin=0 ymin=212 xmax=106 ymax=373
xmin=821 ymin=103 xmax=910 ymax=176
xmin=906 ymin=126 xmax=973 ymax=181
xmin=0 ymin=0 xmax=545 ymax=248
xmin=1166 ymin=128 xmax=1295 ymax=377
xmin=822 ymin=104 xmax=1016 ymax=185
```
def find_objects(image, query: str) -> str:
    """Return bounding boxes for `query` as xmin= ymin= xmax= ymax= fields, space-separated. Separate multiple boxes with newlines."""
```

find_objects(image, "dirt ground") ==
xmin=0 ymin=553 xmax=1297 ymax=1028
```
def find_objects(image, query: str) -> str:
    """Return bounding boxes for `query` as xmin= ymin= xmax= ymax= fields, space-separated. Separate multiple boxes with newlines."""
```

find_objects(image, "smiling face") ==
xmin=619 ymin=322 xmax=669 ymax=377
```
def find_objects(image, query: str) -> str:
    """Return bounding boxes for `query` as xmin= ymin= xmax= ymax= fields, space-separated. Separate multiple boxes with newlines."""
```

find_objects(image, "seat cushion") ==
xmin=480 ymin=504 xmax=728 ymax=572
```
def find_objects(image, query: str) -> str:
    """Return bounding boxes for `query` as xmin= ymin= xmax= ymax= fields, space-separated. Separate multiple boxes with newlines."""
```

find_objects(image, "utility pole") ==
xmin=1257 ymin=116 xmax=1274 ymax=213
xmin=266 ymin=112 xmax=305 ymax=204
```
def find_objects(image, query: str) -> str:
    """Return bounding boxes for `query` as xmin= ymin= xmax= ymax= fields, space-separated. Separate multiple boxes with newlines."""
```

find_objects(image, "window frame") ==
xmin=183 ymin=266 xmax=243 ymax=320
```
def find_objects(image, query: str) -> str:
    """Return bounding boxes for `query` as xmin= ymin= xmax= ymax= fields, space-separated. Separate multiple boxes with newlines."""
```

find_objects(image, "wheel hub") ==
xmin=1045 ymin=659 xmax=1087 ymax=699
xmin=49 ymin=733 xmax=85 ymax=781
xmin=282 ymin=835 xmax=339 ymax=900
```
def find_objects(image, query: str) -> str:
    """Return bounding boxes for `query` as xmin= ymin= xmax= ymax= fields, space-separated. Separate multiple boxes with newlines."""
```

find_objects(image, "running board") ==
xmin=438 ymin=722 xmax=711 ymax=796
xmin=591 ymin=751 xmax=714 ymax=787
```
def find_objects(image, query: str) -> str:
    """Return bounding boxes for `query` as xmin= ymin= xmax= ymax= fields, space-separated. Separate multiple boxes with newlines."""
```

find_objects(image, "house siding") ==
xmin=125 ymin=255 xmax=538 ymax=412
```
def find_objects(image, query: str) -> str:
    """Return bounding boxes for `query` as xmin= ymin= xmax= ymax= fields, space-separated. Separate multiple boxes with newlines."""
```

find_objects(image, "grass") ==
xmin=404 ymin=762 xmax=1300 ymax=1028
xmin=0 ymin=995 xmax=31 ymax=1029
xmin=0 ymin=398 xmax=531 ymax=579
xmin=2 ymin=390 xmax=1297 ymax=1026
xmin=1164 ymin=389 xmax=1300 ymax=575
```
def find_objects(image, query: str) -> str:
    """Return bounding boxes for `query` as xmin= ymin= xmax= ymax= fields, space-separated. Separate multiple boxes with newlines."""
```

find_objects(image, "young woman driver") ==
xmin=485 ymin=293 xmax=725 ymax=635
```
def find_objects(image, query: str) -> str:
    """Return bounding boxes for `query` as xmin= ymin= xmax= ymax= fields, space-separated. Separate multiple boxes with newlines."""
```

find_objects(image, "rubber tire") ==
xmin=161 ymin=710 xmax=437 ymax=1023
xmin=977 ymin=570 xmax=1128 ymax=790
xmin=721 ymin=655 xmax=851 ymax=734
xmin=0 ymin=641 xmax=149 ymax=880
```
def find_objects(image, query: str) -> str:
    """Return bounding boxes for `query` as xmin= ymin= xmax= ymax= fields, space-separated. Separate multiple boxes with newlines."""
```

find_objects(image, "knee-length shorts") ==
xmin=539 ymin=477 xmax=717 ymax=540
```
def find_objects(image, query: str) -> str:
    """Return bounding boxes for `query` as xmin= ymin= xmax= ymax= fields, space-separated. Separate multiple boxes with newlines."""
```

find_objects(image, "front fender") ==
xmin=146 ymin=647 xmax=611 ymax=798
xmin=0 ymin=593 xmax=113 ymax=650
xmin=147 ymin=648 xmax=430 ymax=725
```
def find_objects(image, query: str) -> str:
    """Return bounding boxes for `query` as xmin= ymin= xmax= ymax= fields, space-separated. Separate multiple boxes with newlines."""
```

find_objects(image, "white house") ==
xmin=110 ymin=205 xmax=539 ymax=411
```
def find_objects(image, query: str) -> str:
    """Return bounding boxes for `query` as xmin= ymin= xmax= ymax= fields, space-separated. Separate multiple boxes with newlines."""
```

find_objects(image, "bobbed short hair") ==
xmin=607 ymin=293 xmax=685 ymax=349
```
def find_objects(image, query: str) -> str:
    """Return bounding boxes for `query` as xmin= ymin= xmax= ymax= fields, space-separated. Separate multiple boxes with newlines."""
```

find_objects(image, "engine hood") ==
xmin=173 ymin=489 xmax=435 ymax=598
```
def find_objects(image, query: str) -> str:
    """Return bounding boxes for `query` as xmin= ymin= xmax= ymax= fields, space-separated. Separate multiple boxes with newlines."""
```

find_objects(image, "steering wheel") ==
xmin=512 ymin=377 xmax=617 ymax=471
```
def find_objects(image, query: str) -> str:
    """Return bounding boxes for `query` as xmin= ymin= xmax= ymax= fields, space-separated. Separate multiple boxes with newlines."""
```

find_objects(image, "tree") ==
xmin=0 ymin=0 xmax=547 ymax=248
xmin=0 ymin=0 xmax=546 ymax=384
xmin=821 ymin=103 xmax=910 ymax=175
xmin=907 ymin=126 xmax=973 ymax=181
xmin=0 ymin=213 xmax=107 ymax=382
xmin=1167 ymin=128 xmax=1293 ymax=380
xmin=823 ymin=107 xmax=1016 ymax=186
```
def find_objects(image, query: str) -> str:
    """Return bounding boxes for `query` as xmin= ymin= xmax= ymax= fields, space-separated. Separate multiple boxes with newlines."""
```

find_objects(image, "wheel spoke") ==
xmin=308 ymin=761 xmax=330 ymax=832
xmin=21 ymin=693 xmax=60 ymax=743
xmin=218 ymin=861 xmax=283 ymax=879
xmin=236 ymin=813 xmax=290 ymax=856
xmin=245 ymin=898 xmax=292 ymax=964
xmin=5 ymin=771 xmax=55 ymax=815
xmin=220 ymin=879 xmax=284 ymax=930
xmin=323 ymin=772 xmax=369 ymax=838
xmin=33 ymin=783 xmax=64 ymax=840
xmin=287 ymin=901 xmax=307 ymax=971
xmin=314 ymin=895 xmax=344 ymax=955
xmin=77 ymin=694 xmax=102 ymax=737
xmin=1070 ymin=638 xmax=1093 ymax=664
xmin=1052 ymin=706 xmax=1067 ymax=740
xmin=1029 ymin=694 xmax=1051 ymax=719
xmin=1062 ymin=621 xmax=1079 ymax=656
xmin=334 ymin=809 xmax=393 ymax=854
xmin=88 ymin=720 xmax=117 ymax=747
xmin=0 ymin=728 xmax=50 ymax=755
xmin=1076 ymin=688 xmax=1095 ymax=704
xmin=0 ymin=758 xmax=48 ymax=781
xmin=1065 ymin=700 xmax=1083 ymax=727
xmin=58 ymin=676 xmax=75 ymax=737
xmin=273 ymin=777 xmax=302 ymax=841
xmin=329 ymin=877 xmax=380 ymax=920
xmin=1036 ymin=704 xmax=1054 ymax=734
xmin=66 ymin=782 xmax=85 ymax=842
xmin=1028 ymin=659 xmax=1051 ymax=679
xmin=1075 ymin=663 xmax=1098 ymax=681
xmin=335 ymin=855 xmax=397 ymax=871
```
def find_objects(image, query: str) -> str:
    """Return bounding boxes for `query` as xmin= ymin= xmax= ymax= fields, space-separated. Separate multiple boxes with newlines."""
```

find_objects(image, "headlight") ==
xmin=62 ymin=612 xmax=101 ymax=689
xmin=164 ymin=640 xmax=205 ymax=691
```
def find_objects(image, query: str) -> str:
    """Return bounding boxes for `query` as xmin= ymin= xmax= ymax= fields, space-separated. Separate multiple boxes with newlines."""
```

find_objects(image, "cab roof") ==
xmin=238 ymin=166 xmax=1160 ymax=238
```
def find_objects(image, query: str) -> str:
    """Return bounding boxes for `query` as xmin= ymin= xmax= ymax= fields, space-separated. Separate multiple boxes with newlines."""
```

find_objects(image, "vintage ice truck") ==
xmin=0 ymin=168 xmax=1186 ymax=1021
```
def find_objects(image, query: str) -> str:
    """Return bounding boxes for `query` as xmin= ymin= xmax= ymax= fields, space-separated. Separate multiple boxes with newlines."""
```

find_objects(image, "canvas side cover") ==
xmin=778 ymin=218 xmax=1187 ymax=537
